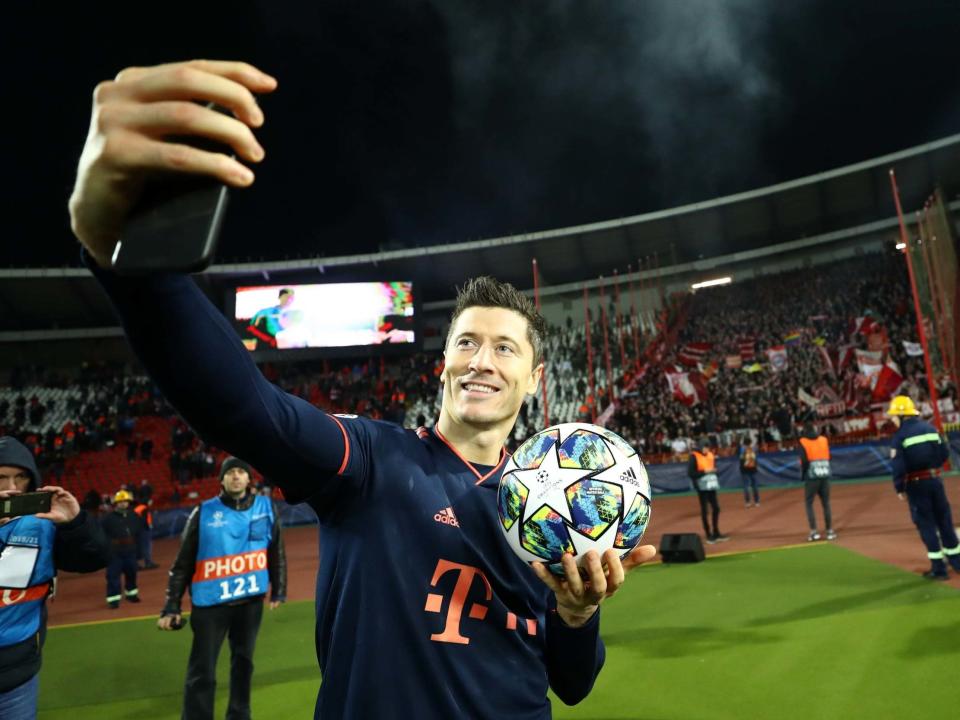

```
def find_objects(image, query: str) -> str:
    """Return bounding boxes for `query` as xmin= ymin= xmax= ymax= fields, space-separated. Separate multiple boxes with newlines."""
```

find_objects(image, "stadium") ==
xmin=3 ymin=3 xmax=960 ymax=719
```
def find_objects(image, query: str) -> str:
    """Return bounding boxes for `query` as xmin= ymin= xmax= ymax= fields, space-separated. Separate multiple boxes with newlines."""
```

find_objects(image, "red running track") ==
xmin=48 ymin=475 xmax=960 ymax=627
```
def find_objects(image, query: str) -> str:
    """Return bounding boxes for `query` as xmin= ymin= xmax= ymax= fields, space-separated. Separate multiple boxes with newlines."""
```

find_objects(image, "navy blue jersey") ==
xmin=890 ymin=417 xmax=950 ymax=493
xmin=312 ymin=417 xmax=603 ymax=718
xmin=87 ymin=257 xmax=606 ymax=719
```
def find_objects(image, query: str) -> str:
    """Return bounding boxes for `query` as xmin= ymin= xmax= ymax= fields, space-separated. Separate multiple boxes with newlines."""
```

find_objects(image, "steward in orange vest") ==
xmin=133 ymin=501 xmax=158 ymax=570
xmin=687 ymin=439 xmax=727 ymax=543
xmin=798 ymin=423 xmax=835 ymax=541
xmin=690 ymin=448 xmax=718 ymax=489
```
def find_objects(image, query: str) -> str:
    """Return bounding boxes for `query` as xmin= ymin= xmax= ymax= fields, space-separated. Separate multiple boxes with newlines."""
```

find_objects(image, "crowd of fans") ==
xmin=605 ymin=249 xmax=957 ymax=457
xmin=1 ymin=248 xmax=954 ymax=491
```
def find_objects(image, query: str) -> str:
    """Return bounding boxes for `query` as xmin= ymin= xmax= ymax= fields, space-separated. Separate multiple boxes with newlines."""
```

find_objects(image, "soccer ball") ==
xmin=497 ymin=422 xmax=652 ymax=574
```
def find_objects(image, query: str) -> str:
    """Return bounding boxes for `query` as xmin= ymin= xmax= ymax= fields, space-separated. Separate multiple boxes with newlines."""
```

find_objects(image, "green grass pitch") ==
xmin=40 ymin=544 xmax=959 ymax=719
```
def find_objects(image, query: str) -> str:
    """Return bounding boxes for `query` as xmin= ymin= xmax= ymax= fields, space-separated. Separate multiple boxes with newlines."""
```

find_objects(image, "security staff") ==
xmin=158 ymin=457 xmax=286 ymax=720
xmin=133 ymin=499 xmax=157 ymax=569
xmin=887 ymin=395 xmax=959 ymax=580
xmin=688 ymin=439 xmax=728 ymax=544
xmin=0 ymin=436 xmax=109 ymax=717
xmin=101 ymin=489 xmax=142 ymax=607
xmin=798 ymin=422 xmax=836 ymax=542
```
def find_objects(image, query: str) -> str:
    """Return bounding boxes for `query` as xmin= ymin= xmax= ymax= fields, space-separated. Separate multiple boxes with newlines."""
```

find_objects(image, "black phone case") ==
xmin=112 ymin=103 xmax=234 ymax=275
xmin=0 ymin=492 xmax=53 ymax=519
xmin=112 ymin=179 xmax=229 ymax=274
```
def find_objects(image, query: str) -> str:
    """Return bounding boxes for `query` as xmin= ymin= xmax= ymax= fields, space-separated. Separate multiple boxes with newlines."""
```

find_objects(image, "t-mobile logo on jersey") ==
xmin=424 ymin=558 xmax=537 ymax=644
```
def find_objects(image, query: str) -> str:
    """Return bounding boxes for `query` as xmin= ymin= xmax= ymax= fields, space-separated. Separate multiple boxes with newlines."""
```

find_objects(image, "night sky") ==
xmin=7 ymin=0 xmax=959 ymax=267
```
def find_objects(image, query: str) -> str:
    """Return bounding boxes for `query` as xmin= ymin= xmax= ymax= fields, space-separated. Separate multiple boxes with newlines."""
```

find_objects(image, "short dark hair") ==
xmin=446 ymin=276 xmax=547 ymax=367
xmin=279 ymin=288 xmax=294 ymax=299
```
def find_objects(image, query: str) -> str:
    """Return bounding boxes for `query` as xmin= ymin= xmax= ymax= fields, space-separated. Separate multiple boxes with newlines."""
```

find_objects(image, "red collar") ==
xmin=432 ymin=426 xmax=508 ymax=485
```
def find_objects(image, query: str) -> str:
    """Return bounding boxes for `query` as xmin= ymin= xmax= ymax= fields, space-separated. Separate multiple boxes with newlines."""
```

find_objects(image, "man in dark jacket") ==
xmin=101 ymin=489 xmax=142 ymax=608
xmin=887 ymin=395 xmax=959 ymax=579
xmin=0 ymin=436 xmax=110 ymax=717
xmin=158 ymin=457 xmax=286 ymax=720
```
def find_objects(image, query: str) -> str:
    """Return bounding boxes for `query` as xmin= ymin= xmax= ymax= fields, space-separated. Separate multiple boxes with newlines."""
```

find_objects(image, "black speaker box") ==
xmin=659 ymin=533 xmax=705 ymax=563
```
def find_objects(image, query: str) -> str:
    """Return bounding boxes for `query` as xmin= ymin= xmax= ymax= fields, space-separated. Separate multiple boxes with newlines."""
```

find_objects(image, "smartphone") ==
xmin=111 ymin=103 xmax=234 ymax=274
xmin=0 ymin=491 xmax=53 ymax=519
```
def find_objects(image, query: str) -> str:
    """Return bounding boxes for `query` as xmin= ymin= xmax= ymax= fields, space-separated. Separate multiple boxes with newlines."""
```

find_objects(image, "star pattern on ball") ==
xmin=510 ymin=443 xmax=596 ymax=524
xmin=591 ymin=458 xmax=647 ymax=502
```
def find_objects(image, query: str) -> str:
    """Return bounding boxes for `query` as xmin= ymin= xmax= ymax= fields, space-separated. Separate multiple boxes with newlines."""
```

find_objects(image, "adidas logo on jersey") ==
xmin=434 ymin=507 xmax=460 ymax=527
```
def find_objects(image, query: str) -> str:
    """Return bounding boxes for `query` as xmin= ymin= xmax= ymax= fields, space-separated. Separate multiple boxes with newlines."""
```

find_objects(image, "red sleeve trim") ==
xmin=328 ymin=414 xmax=351 ymax=476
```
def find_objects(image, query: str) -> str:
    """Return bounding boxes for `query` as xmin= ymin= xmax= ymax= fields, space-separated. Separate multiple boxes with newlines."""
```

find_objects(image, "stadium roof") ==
xmin=2 ymin=134 xmax=958 ymax=337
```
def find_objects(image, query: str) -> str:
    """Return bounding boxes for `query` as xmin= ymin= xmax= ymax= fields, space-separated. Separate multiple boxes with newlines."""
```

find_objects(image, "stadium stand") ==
xmin=2 ymin=246 xmax=956 ymax=508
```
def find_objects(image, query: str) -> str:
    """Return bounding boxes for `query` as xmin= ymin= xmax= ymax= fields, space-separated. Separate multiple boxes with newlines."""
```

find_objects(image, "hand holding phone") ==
xmin=69 ymin=61 xmax=276 ymax=269
xmin=0 ymin=491 xmax=53 ymax=519
xmin=111 ymin=103 xmax=235 ymax=274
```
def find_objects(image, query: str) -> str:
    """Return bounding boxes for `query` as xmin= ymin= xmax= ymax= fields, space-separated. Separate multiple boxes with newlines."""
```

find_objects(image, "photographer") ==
xmin=0 ymin=436 xmax=110 ymax=718
xmin=158 ymin=456 xmax=286 ymax=720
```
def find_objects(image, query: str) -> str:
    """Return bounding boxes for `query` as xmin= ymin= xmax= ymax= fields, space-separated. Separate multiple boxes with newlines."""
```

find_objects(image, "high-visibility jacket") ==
xmin=693 ymin=450 xmax=716 ymax=473
xmin=691 ymin=450 xmax=719 ymax=491
xmin=133 ymin=503 xmax=152 ymax=529
xmin=799 ymin=436 xmax=830 ymax=461
xmin=799 ymin=436 xmax=831 ymax=479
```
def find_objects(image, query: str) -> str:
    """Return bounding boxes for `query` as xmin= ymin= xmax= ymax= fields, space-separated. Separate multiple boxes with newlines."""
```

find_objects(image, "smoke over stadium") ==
xmin=2 ymin=2 xmax=960 ymax=717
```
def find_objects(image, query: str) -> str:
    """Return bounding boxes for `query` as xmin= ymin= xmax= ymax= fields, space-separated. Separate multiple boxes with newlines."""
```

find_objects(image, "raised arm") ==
xmin=69 ymin=61 xmax=354 ymax=502
xmin=86 ymin=258 xmax=349 ymax=501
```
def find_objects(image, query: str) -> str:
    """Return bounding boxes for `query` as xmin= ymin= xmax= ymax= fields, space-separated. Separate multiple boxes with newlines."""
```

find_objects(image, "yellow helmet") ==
xmin=886 ymin=395 xmax=919 ymax=416
xmin=113 ymin=490 xmax=134 ymax=503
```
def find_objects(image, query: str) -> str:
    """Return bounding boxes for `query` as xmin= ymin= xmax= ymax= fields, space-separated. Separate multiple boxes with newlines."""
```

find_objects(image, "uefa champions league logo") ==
xmin=207 ymin=510 xmax=228 ymax=529
xmin=535 ymin=468 xmax=565 ymax=492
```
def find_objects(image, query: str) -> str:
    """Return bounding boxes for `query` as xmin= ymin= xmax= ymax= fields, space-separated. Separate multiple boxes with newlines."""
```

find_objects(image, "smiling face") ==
xmin=440 ymin=306 xmax=543 ymax=432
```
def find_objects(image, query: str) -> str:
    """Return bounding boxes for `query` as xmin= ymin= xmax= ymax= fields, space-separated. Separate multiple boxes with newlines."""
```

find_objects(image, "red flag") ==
xmin=689 ymin=373 xmax=709 ymax=403
xmin=665 ymin=371 xmax=701 ymax=406
xmin=849 ymin=316 xmax=879 ymax=337
xmin=856 ymin=349 xmax=883 ymax=380
xmin=678 ymin=342 xmax=712 ymax=367
xmin=738 ymin=337 xmax=756 ymax=361
xmin=871 ymin=359 xmax=904 ymax=402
